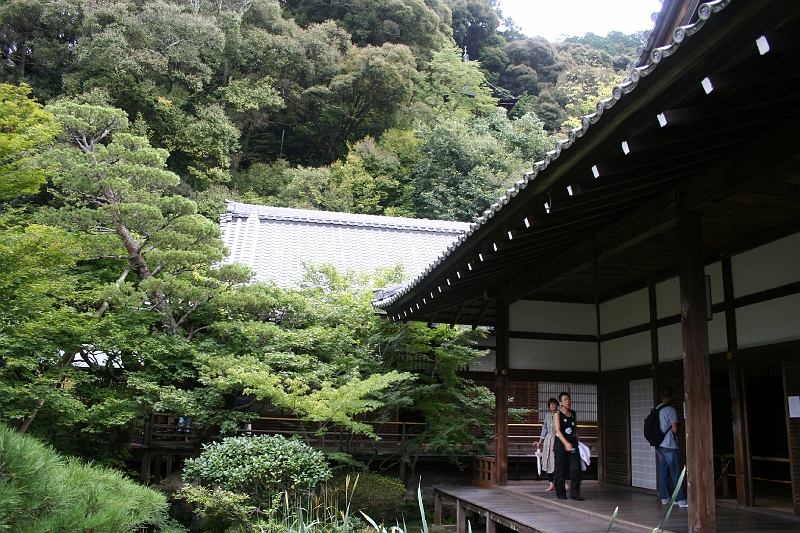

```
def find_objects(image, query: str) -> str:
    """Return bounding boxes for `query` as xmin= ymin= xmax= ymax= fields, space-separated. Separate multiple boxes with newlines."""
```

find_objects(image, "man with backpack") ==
xmin=645 ymin=387 xmax=688 ymax=508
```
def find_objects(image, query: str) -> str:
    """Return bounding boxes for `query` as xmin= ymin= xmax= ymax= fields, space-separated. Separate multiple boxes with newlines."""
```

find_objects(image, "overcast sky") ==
xmin=497 ymin=0 xmax=664 ymax=41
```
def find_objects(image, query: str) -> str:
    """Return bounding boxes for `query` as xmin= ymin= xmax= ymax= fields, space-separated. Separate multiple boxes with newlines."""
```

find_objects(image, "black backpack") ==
xmin=643 ymin=405 xmax=667 ymax=447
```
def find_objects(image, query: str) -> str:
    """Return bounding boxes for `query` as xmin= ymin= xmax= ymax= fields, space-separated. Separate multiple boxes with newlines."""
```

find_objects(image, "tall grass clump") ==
xmin=0 ymin=424 xmax=182 ymax=532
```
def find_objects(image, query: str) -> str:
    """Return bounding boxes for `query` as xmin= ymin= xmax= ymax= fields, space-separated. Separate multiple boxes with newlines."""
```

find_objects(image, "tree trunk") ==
xmin=17 ymin=399 xmax=45 ymax=434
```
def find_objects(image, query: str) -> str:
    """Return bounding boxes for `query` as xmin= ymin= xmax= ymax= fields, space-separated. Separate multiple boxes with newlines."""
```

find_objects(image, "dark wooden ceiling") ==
xmin=379 ymin=0 xmax=800 ymax=328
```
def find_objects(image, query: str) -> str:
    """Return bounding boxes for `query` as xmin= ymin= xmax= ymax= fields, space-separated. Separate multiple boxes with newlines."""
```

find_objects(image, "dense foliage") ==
xmin=0 ymin=424 xmax=183 ymax=532
xmin=326 ymin=472 xmax=406 ymax=520
xmin=1 ymin=0 xmax=638 ymax=221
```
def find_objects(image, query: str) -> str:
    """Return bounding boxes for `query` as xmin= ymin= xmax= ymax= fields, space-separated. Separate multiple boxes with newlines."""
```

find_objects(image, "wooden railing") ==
xmin=473 ymin=456 xmax=496 ymax=488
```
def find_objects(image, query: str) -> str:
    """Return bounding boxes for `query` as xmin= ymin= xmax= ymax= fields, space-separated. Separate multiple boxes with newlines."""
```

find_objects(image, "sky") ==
xmin=497 ymin=0 xmax=664 ymax=42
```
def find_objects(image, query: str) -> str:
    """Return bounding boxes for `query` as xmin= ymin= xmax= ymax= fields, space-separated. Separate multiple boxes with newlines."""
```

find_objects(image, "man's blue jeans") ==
xmin=656 ymin=446 xmax=686 ymax=502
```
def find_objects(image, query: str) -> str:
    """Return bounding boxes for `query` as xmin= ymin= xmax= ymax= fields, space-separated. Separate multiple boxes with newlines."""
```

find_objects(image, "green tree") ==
xmin=0 ymin=221 xmax=95 ymax=435
xmin=41 ymin=99 xmax=250 ymax=336
xmin=286 ymin=42 xmax=417 ymax=161
xmin=0 ymin=424 xmax=184 ymax=532
xmin=414 ymin=45 xmax=496 ymax=118
xmin=411 ymin=112 xmax=519 ymax=221
xmin=0 ymin=84 xmax=60 ymax=199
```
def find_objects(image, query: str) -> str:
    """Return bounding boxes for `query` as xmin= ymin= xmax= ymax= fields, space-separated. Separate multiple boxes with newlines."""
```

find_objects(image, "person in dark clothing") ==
xmin=553 ymin=391 xmax=583 ymax=501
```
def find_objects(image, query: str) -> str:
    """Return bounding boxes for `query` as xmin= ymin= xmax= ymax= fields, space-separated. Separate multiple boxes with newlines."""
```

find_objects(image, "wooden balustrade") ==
xmin=473 ymin=456 xmax=496 ymax=488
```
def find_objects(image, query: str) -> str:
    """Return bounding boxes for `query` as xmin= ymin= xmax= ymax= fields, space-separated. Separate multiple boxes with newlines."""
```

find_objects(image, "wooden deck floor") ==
xmin=433 ymin=481 xmax=800 ymax=533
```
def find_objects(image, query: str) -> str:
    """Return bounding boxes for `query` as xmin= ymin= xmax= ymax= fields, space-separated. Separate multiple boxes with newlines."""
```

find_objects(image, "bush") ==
xmin=327 ymin=472 xmax=406 ymax=521
xmin=0 ymin=424 xmax=183 ymax=532
xmin=183 ymin=434 xmax=331 ymax=506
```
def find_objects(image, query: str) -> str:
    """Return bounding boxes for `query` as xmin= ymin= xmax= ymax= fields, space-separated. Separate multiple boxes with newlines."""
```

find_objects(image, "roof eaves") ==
xmin=373 ymin=0 xmax=733 ymax=313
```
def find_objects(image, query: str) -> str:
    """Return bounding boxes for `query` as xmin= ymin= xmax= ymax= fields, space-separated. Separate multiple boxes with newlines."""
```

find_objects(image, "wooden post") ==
xmin=486 ymin=517 xmax=496 ymax=533
xmin=434 ymin=491 xmax=442 ymax=525
xmin=495 ymin=294 xmax=510 ymax=487
xmin=722 ymin=257 xmax=753 ymax=507
xmin=677 ymin=211 xmax=716 ymax=533
xmin=594 ymin=248 xmax=605 ymax=482
xmin=649 ymin=283 xmax=661 ymax=490
xmin=456 ymin=499 xmax=466 ymax=533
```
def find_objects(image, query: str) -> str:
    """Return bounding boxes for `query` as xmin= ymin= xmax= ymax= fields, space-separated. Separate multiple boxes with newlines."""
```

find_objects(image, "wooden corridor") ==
xmin=433 ymin=481 xmax=800 ymax=533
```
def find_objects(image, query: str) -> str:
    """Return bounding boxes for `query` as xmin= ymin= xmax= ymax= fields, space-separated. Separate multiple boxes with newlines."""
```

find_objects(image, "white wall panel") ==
xmin=731 ymin=232 xmax=800 ymax=297
xmin=708 ymin=312 xmax=728 ymax=354
xmin=705 ymin=262 xmax=724 ymax=305
xmin=509 ymin=300 xmax=596 ymax=334
xmin=656 ymin=277 xmax=680 ymax=320
xmin=736 ymin=293 xmax=800 ymax=349
xmin=600 ymin=289 xmax=649 ymax=334
xmin=658 ymin=323 xmax=683 ymax=362
xmin=509 ymin=339 xmax=598 ymax=371
xmin=601 ymin=331 xmax=651 ymax=371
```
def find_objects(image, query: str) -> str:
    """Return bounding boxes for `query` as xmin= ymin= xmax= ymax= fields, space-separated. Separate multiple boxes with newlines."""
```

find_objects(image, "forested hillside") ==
xmin=1 ymin=0 xmax=639 ymax=222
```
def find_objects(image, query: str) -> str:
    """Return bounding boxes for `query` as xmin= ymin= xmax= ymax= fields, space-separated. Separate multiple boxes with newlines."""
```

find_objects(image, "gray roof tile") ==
xmin=220 ymin=202 xmax=470 ymax=287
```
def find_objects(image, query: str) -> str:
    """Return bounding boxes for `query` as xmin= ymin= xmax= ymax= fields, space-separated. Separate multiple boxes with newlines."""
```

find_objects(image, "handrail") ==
xmin=751 ymin=455 xmax=790 ymax=463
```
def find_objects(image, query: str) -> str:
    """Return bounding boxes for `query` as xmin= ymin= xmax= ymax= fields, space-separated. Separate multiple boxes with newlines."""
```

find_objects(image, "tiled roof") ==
xmin=373 ymin=0 xmax=732 ymax=311
xmin=220 ymin=202 xmax=471 ymax=287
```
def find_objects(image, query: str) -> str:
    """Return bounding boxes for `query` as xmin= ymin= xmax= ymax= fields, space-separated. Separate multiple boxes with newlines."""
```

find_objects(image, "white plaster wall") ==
xmin=509 ymin=339 xmax=598 ymax=371
xmin=731 ymin=232 xmax=800 ymax=297
xmin=600 ymin=289 xmax=649 ymax=334
xmin=601 ymin=331 xmax=651 ymax=371
xmin=656 ymin=277 xmax=680 ymax=320
xmin=658 ymin=323 xmax=683 ymax=362
xmin=708 ymin=312 xmax=728 ymax=354
xmin=705 ymin=262 xmax=724 ymax=306
xmin=736 ymin=293 xmax=800 ymax=349
xmin=509 ymin=300 xmax=596 ymax=334
xmin=656 ymin=264 xmax=723 ymax=321
xmin=630 ymin=378 xmax=657 ymax=490
xmin=657 ymin=311 xmax=727 ymax=362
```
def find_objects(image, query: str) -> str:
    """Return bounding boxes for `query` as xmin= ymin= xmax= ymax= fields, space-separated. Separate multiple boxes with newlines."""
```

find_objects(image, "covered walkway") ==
xmin=434 ymin=482 xmax=800 ymax=533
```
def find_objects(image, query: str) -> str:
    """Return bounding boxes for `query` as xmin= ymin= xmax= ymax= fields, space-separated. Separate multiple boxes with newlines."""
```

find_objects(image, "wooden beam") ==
xmin=450 ymin=302 xmax=467 ymax=328
xmin=677 ymin=211 xmax=715 ymax=532
xmin=473 ymin=298 xmax=493 ymax=329
xmin=508 ymin=331 xmax=596 ymax=343
xmin=649 ymin=283 xmax=659 ymax=367
xmin=722 ymin=257 xmax=754 ymax=507
xmin=511 ymin=115 xmax=800 ymax=301
xmin=494 ymin=296 xmax=510 ymax=486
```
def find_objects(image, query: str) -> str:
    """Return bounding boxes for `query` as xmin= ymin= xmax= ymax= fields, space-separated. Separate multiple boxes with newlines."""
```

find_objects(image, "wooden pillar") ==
xmin=677 ymin=211 xmax=716 ymax=532
xmin=495 ymin=294 xmax=510 ymax=487
xmin=434 ymin=491 xmax=442 ymax=525
xmin=593 ymin=246 xmax=605 ymax=482
xmin=649 ymin=283 xmax=661 ymax=400
xmin=486 ymin=518 xmax=496 ymax=533
xmin=456 ymin=499 xmax=466 ymax=533
xmin=722 ymin=257 xmax=753 ymax=507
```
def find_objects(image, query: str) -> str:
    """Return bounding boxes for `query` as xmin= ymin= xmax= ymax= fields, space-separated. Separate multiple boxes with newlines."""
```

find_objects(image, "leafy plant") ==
xmin=183 ymin=434 xmax=331 ymax=510
xmin=326 ymin=472 xmax=406 ymax=521
xmin=653 ymin=466 xmax=687 ymax=533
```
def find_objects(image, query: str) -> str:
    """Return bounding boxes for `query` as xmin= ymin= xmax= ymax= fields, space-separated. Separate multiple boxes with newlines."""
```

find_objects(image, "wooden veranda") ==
xmin=433 ymin=482 xmax=800 ymax=533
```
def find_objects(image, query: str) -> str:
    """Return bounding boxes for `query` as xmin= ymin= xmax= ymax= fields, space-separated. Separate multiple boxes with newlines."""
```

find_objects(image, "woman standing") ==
xmin=553 ymin=391 xmax=583 ymax=501
xmin=536 ymin=397 xmax=559 ymax=491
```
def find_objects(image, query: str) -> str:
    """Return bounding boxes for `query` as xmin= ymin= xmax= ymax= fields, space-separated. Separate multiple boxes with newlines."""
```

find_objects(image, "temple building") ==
xmin=373 ymin=0 xmax=800 ymax=530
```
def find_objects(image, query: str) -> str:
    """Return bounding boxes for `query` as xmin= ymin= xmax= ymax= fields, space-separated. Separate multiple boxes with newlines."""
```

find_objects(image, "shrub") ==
xmin=327 ymin=472 xmax=406 ymax=521
xmin=183 ymin=434 xmax=331 ymax=508
xmin=0 ymin=424 xmax=183 ymax=532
